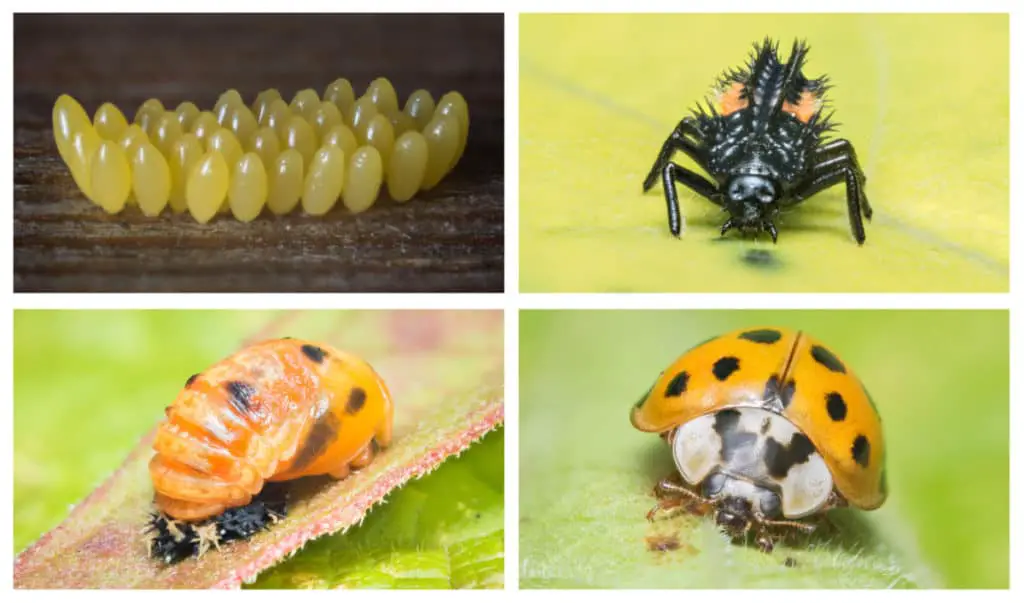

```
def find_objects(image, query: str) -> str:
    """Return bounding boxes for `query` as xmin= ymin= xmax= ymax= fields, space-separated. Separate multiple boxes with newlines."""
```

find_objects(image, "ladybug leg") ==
xmin=328 ymin=464 xmax=351 ymax=480
xmin=647 ymin=476 xmax=709 ymax=521
xmin=758 ymin=517 xmax=816 ymax=534
xmin=755 ymin=531 xmax=776 ymax=554
xmin=348 ymin=441 xmax=376 ymax=469
xmin=642 ymin=118 xmax=709 ymax=192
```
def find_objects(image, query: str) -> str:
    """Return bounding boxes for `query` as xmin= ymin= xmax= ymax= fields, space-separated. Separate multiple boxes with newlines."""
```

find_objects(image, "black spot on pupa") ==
xmin=300 ymin=344 xmax=327 ymax=363
xmin=346 ymin=387 xmax=367 ymax=414
xmin=739 ymin=329 xmax=783 ymax=344
xmin=763 ymin=432 xmax=816 ymax=478
xmin=852 ymin=435 xmax=871 ymax=467
xmin=712 ymin=356 xmax=740 ymax=381
xmin=289 ymin=412 xmax=341 ymax=472
xmin=185 ymin=373 xmax=199 ymax=388
xmin=811 ymin=345 xmax=846 ymax=373
xmin=826 ymin=392 xmax=847 ymax=421
xmin=664 ymin=371 xmax=690 ymax=397
xmin=225 ymin=381 xmax=256 ymax=415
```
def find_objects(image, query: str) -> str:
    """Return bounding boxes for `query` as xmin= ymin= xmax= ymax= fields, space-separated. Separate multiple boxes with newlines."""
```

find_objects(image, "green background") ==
xmin=14 ymin=310 xmax=503 ymax=588
xmin=520 ymin=310 xmax=1008 ymax=588
xmin=520 ymin=14 xmax=1008 ymax=292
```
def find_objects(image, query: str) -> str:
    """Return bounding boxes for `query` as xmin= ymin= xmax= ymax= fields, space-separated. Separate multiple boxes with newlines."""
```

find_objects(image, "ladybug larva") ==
xmin=149 ymin=338 xmax=393 ymax=531
xmin=631 ymin=327 xmax=886 ymax=552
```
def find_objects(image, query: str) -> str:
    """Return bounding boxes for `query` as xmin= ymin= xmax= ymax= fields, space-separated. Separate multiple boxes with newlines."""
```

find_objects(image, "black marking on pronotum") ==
xmin=288 ymin=413 xmax=341 ymax=472
xmin=739 ymin=328 xmax=783 ymax=344
xmin=301 ymin=344 xmax=327 ymax=363
xmin=826 ymin=392 xmax=847 ymax=421
xmin=713 ymin=409 xmax=757 ymax=463
xmin=852 ymin=434 xmax=871 ymax=467
xmin=146 ymin=483 xmax=288 ymax=565
xmin=811 ymin=345 xmax=846 ymax=373
xmin=712 ymin=356 xmax=741 ymax=381
xmin=225 ymin=381 xmax=256 ymax=415
xmin=346 ymin=387 xmax=367 ymax=414
xmin=665 ymin=371 xmax=690 ymax=397
xmin=185 ymin=373 xmax=199 ymax=388
xmin=763 ymin=432 xmax=816 ymax=478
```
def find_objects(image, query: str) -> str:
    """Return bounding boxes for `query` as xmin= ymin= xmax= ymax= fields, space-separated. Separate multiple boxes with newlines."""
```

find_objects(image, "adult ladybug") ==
xmin=642 ymin=38 xmax=873 ymax=244
xmin=150 ymin=338 xmax=393 ymax=522
xmin=631 ymin=327 xmax=885 ymax=552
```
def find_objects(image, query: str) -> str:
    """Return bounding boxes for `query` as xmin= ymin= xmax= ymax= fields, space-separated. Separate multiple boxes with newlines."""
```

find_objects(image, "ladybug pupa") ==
xmin=146 ymin=338 xmax=393 ymax=562
xmin=642 ymin=38 xmax=873 ymax=244
xmin=631 ymin=327 xmax=886 ymax=553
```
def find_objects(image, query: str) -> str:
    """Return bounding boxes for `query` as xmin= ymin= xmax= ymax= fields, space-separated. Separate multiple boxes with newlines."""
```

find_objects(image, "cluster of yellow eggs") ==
xmin=52 ymin=78 xmax=469 ymax=223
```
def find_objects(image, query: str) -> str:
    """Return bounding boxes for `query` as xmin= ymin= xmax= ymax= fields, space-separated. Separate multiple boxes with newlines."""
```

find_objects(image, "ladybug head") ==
xmin=714 ymin=496 xmax=755 ymax=536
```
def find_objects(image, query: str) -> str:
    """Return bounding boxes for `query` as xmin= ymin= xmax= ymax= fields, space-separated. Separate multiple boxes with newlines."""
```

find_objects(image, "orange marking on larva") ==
xmin=149 ymin=338 xmax=394 ymax=521
xmin=782 ymin=90 xmax=822 ymax=124
xmin=717 ymin=82 xmax=748 ymax=116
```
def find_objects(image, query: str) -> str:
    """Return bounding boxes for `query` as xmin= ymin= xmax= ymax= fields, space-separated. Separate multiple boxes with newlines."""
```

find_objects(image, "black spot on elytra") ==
xmin=301 ymin=344 xmax=327 ymax=363
xmin=811 ymin=345 xmax=846 ymax=373
xmin=826 ymin=392 xmax=847 ymax=421
xmin=346 ymin=387 xmax=367 ymax=414
xmin=225 ymin=381 xmax=256 ymax=415
xmin=665 ymin=371 xmax=690 ymax=397
xmin=739 ymin=329 xmax=783 ymax=344
xmin=713 ymin=409 xmax=757 ymax=463
xmin=289 ymin=412 xmax=341 ymax=472
xmin=185 ymin=373 xmax=199 ymax=388
xmin=763 ymin=375 xmax=796 ymax=408
xmin=763 ymin=432 xmax=816 ymax=479
xmin=852 ymin=435 xmax=871 ymax=467
xmin=712 ymin=356 xmax=740 ymax=381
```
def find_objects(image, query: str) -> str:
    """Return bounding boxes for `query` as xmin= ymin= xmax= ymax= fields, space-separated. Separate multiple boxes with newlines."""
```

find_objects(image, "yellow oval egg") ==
xmin=228 ymin=152 xmax=268 ymax=222
xmin=350 ymin=96 xmax=378 ymax=137
xmin=214 ymin=89 xmax=244 ymax=126
xmin=342 ymin=146 xmax=383 ymax=213
xmin=134 ymin=98 xmax=164 ymax=128
xmin=52 ymin=94 xmax=92 ymax=167
xmin=118 ymin=124 xmax=149 ymax=156
xmin=93 ymin=103 xmax=129 ymax=141
xmin=266 ymin=148 xmax=304 ymax=215
xmin=265 ymin=99 xmax=292 ymax=140
xmin=421 ymin=114 xmax=461 ymax=190
xmin=168 ymin=134 xmax=203 ymax=213
xmin=387 ymin=111 xmax=417 ymax=137
xmin=206 ymin=128 xmax=243 ymax=169
xmin=302 ymin=145 xmax=345 ymax=216
xmin=175 ymin=101 xmax=201 ymax=132
xmin=186 ymin=151 xmax=230 ymax=224
xmin=366 ymin=77 xmax=399 ymax=114
xmin=216 ymin=89 xmax=244 ymax=111
xmin=363 ymin=114 xmax=395 ymax=170
xmin=290 ymin=88 xmax=320 ymax=115
xmin=68 ymin=127 xmax=102 ymax=199
xmin=312 ymin=101 xmax=344 ymax=142
xmin=435 ymin=91 xmax=470 ymax=170
xmin=152 ymin=113 xmax=183 ymax=157
xmin=403 ymin=89 xmax=436 ymax=130
xmin=191 ymin=111 xmax=220 ymax=142
xmin=321 ymin=124 xmax=358 ymax=159
xmin=89 ymin=140 xmax=132 ymax=213
xmin=248 ymin=126 xmax=281 ymax=171
xmin=387 ymin=131 xmax=429 ymax=202
xmin=324 ymin=78 xmax=355 ymax=116
xmin=131 ymin=143 xmax=171 ymax=216
xmin=282 ymin=115 xmax=317 ymax=165
xmin=227 ymin=105 xmax=258 ymax=145
xmin=252 ymin=89 xmax=282 ymax=124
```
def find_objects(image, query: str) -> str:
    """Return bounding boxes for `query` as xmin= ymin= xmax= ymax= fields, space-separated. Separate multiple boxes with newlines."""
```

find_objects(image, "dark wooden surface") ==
xmin=13 ymin=14 xmax=504 ymax=293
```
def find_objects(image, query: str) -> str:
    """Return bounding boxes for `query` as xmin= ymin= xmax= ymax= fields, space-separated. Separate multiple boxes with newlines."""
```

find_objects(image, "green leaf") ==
xmin=249 ymin=428 xmax=504 ymax=589
xmin=519 ymin=311 xmax=1008 ymax=588
xmin=520 ymin=14 xmax=1008 ymax=292
xmin=14 ymin=310 xmax=503 ymax=588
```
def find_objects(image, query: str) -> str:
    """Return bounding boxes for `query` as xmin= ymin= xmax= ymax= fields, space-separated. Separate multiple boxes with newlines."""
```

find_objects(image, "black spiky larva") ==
xmin=642 ymin=38 xmax=873 ymax=244
xmin=51 ymin=77 xmax=470 ymax=223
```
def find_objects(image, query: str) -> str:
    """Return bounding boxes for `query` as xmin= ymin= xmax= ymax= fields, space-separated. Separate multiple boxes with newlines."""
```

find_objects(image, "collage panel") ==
xmin=13 ymin=310 xmax=504 ymax=588
xmin=519 ymin=13 xmax=1008 ymax=293
xmin=13 ymin=13 xmax=504 ymax=293
xmin=520 ymin=310 xmax=1007 ymax=588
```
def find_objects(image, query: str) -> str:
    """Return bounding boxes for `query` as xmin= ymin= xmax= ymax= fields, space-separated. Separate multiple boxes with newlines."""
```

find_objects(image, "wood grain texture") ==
xmin=13 ymin=14 xmax=504 ymax=292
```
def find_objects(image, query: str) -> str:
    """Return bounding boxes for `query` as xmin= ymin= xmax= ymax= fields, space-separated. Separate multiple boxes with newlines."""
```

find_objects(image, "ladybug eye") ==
xmin=759 ymin=491 xmax=782 ymax=518
xmin=702 ymin=472 xmax=727 ymax=497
